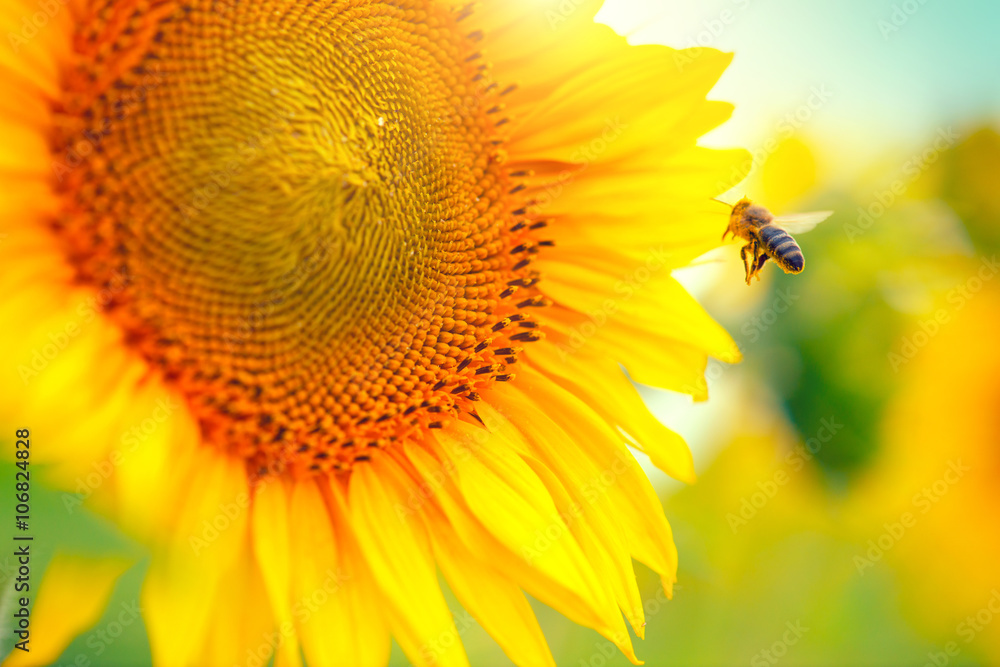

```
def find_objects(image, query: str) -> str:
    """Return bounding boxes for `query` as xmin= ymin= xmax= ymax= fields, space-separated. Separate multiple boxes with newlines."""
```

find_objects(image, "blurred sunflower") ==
xmin=848 ymin=279 xmax=1000 ymax=663
xmin=0 ymin=0 xmax=747 ymax=665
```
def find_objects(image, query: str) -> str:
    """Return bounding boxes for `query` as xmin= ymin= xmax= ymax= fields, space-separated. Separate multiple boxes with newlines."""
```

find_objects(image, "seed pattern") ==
xmin=50 ymin=0 xmax=550 ymax=477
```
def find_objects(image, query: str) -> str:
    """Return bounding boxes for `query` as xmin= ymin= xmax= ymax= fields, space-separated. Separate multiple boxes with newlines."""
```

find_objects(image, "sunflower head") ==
xmin=47 ymin=0 xmax=556 ymax=479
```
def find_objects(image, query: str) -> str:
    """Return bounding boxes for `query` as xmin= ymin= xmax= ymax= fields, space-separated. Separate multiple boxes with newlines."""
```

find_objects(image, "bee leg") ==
xmin=751 ymin=252 xmax=769 ymax=282
xmin=740 ymin=244 xmax=753 ymax=285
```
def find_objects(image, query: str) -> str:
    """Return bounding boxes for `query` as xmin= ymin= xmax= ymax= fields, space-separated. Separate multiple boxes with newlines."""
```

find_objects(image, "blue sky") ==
xmin=598 ymin=0 xmax=1000 ymax=175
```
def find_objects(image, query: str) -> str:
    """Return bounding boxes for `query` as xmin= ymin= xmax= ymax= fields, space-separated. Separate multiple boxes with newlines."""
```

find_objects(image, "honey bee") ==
xmin=720 ymin=197 xmax=833 ymax=285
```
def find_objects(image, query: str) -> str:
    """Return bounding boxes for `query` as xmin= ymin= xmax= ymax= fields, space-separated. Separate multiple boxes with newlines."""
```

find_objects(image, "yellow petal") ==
xmin=536 ymin=262 xmax=740 ymax=365
xmin=291 ymin=479 xmax=390 ymax=667
xmin=143 ymin=449 xmax=250 ymax=666
xmin=522 ymin=458 xmax=644 ymax=660
xmin=427 ymin=419 xmax=643 ymax=664
xmin=475 ymin=402 xmax=647 ymax=648
xmin=473 ymin=0 xmax=614 ymax=113
xmin=540 ymin=145 xmax=750 ymax=268
xmin=2 ymin=554 xmax=131 ymax=667
xmin=542 ymin=305 xmax=711 ymax=400
xmin=491 ymin=370 xmax=679 ymax=585
xmin=111 ymin=385 xmax=203 ymax=543
xmin=251 ymin=477 xmax=302 ymax=667
xmin=0 ymin=313 xmax=145 ymax=473
xmin=0 ymin=1 xmax=70 ymax=102
xmin=199 ymin=541 xmax=277 ymax=667
xmin=435 ymin=425 xmax=608 ymax=599
xmin=348 ymin=455 xmax=469 ymax=667
xmin=526 ymin=344 xmax=697 ymax=483
xmin=430 ymin=420 xmax=643 ymax=657
xmin=426 ymin=505 xmax=556 ymax=667
xmin=511 ymin=44 xmax=732 ymax=167
xmin=403 ymin=443 xmax=611 ymax=637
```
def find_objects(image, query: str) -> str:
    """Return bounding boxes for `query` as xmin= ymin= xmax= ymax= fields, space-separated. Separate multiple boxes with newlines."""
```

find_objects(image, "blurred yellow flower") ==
xmin=0 ymin=1 xmax=748 ymax=665
xmin=850 ymin=278 xmax=1000 ymax=664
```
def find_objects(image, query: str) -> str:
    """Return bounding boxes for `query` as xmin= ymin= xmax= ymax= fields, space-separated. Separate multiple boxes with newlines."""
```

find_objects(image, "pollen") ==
xmin=49 ymin=0 xmax=547 ymax=477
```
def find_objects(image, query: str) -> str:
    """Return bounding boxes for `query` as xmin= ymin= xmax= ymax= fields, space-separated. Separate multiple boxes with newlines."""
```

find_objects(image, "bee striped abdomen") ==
xmin=758 ymin=224 xmax=804 ymax=273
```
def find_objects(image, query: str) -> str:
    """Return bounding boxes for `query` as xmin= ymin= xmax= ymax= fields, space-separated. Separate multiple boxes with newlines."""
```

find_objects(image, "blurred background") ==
xmin=3 ymin=0 xmax=999 ymax=665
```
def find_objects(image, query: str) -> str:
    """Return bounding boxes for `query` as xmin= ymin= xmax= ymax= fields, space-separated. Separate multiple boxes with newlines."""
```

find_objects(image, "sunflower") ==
xmin=0 ymin=0 xmax=747 ymax=665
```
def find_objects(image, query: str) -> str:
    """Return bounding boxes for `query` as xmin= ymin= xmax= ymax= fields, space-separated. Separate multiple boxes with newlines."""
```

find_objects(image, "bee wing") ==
xmin=773 ymin=211 xmax=834 ymax=234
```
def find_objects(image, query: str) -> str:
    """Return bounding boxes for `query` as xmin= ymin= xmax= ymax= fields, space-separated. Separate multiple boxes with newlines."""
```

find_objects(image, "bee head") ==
xmin=730 ymin=196 xmax=753 ymax=224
